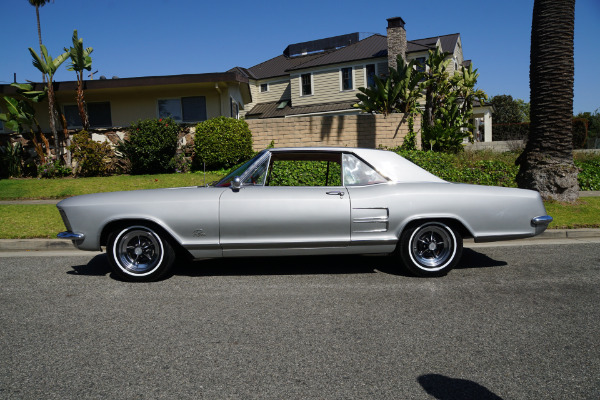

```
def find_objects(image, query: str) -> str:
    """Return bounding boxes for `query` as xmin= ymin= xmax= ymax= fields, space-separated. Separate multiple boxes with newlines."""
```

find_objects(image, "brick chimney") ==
xmin=387 ymin=17 xmax=407 ymax=71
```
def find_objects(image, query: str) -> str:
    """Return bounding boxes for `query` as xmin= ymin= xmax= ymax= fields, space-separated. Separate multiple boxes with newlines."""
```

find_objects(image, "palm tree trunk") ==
xmin=35 ymin=5 xmax=46 ymax=84
xmin=516 ymin=0 xmax=578 ymax=202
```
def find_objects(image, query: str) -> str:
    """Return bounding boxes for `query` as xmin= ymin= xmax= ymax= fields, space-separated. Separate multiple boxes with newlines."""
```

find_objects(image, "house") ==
xmin=0 ymin=71 xmax=250 ymax=134
xmin=239 ymin=17 xmax=493 ymax=141
xmin=1 ymin=17 xmax=492 ymax=142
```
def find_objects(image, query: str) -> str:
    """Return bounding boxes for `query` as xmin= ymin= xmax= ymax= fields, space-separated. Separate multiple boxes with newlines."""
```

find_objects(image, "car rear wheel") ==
xmin=398 ymin=221 xmax=463 ymax=277
xmin=107 ymin=225 xmax=175 ymax=282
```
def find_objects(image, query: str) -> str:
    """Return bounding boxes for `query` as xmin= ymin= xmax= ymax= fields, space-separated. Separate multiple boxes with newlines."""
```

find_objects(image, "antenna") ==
xmin=88 ymin=70 xmax=99 ymax=80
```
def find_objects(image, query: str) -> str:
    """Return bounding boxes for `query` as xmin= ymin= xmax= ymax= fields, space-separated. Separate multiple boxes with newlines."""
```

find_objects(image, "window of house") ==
xmin=230 ymin=98 xmax=239 ymax=119
xmin=365 ymin=64 xmax=376 ymax=88
xmin=64 ymin=102 xmax=112 ymax=128
xmin=301 ymin=73 xmax=312 ymax=96
xmin=158 ymin=96 xmax=207 ymax=123
xmin=260 ymin=83 xmax=269 ymax=92
xmin=341 ymin=67 xmax=353 ymax=91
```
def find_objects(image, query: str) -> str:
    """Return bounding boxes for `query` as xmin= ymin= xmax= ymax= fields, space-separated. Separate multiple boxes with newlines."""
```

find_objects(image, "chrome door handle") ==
xmin=326 ymin=191 xmax=345 ymax=197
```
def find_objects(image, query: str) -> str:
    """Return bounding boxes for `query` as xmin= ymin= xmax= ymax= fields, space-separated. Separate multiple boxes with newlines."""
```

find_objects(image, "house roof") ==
xmin=408 ymin=33 xmax=460 ymax=54
xmin=247 ymin=52 xmax=333 ymax=80
xmin=0 ymin=71 xmax=248 ymax=94
xmin=246 ymin=100 xmax=357 ymax=119
xmin=246 ymin=33 xmax=461 ymax=79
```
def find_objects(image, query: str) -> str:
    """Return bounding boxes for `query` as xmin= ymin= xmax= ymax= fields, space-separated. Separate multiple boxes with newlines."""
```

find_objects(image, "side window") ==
xmin=266 ymin=153 xmax=342 ymax=187
xmin=242 ymin=156 xmax=269 ymax=186
xmin=343 ymin=154 xmax=387 ymax=186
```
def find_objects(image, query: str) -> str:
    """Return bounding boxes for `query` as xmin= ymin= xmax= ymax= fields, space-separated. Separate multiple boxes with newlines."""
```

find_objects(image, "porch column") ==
xmin=483 ymin=109 xmax=492 ymax=142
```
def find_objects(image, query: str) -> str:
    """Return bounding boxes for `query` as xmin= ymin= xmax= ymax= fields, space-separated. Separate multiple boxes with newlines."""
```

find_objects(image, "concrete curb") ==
xmin=1 ymin=229 xmax=599 ymax=252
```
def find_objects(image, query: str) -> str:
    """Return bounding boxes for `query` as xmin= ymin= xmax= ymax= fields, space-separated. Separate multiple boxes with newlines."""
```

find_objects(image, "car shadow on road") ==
xmin=66 ymin=248 xmax=507 ymax=279
xmin=418 ymin=374 xmax=504 ymax=400
xmin=455 ymin=248 xmax=508 ymax=270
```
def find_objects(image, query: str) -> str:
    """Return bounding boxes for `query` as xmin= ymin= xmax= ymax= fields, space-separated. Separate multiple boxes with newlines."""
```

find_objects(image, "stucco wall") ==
xmin=246 ymin=113 xmax=420 ymax=151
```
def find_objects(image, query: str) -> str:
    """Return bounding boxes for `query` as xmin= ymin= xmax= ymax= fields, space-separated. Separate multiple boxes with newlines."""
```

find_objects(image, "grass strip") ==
xmin=1 ymin=198 xmax=598 ymax=240
xmin=544 ymin=197 xmax=600 ymax=229
xmin=0 ymin=172 xmax=224 ymax=200
xmin=0 ymin=205 xmax=64 ymax=239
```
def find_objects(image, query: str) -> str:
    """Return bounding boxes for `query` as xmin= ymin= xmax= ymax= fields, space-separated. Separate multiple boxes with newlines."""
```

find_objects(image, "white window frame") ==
xmin=299 ymin=73 xmax=314 ymax=97
xmin=364 ymin=64 xmax=377 ymax=88
xmin=260 ymin=83 xmax=269 ymax=93
xmin=339 ymin=67 xmax=354 ymax=92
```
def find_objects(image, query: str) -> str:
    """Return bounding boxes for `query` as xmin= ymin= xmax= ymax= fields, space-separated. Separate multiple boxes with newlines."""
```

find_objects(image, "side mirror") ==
xmin=231 ymin=176 xmax=241 ymax=192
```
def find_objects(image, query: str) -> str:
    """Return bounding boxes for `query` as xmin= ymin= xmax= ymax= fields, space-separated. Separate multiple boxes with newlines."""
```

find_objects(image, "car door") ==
xmin=219 ymin=151 xmax=350 ymax=257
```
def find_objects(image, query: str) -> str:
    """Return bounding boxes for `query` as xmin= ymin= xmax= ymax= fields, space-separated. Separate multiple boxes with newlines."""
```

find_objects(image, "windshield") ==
xmin=213 ymin=151 xmax=266 ymax=187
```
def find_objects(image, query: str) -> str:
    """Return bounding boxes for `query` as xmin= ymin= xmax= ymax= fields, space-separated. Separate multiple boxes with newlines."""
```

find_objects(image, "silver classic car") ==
xmin=57 ymin=147 xmax=552 ymax=281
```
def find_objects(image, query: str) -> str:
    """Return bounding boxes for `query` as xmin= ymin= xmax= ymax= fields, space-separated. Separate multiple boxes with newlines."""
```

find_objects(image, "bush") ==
xmin=117 ymin=118 xmax=180 ymax=174
xmin=0 ymin=142 xmax=23 ymax=178
xmin=193 ymin=117 xmax=253 ymax=170
xmin=397 ymin=150 xmax=518 ymax=187
xmin=68 ymin=132 xmax=115 ymax=177
xmin=576 ymin=158 xmax=600 ymax=191
xmin=38 ymin=159 xmax=72 ymax=178
xmin=269 ymin=161 xmax=342 ymax=186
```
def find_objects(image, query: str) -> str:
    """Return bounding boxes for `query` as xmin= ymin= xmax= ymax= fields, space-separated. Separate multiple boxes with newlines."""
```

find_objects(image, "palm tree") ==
xmin=516 ymin=0 xmax=578 ymax=202
xmin=29 ymin=45 xmax=69 ymax=159
xmin=65 ymin=30 xmax=93 ymax=131
xmin=28 ymin=0 xmax=54 ymax=83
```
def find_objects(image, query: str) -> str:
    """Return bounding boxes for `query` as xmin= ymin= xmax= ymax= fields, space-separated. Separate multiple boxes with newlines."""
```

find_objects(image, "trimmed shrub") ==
xmin=68 ymin=132 xmax=115 ymax=177
xmin=117 ymin=118 xmax=180 ymax=174
xmin=269 ymin=161 xmax=342 ymax=186
xmin=193 ymin=117 xmax=253 ymax=170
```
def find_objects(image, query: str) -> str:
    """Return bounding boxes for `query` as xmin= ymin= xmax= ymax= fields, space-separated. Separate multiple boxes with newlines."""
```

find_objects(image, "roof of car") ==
xmin=266 ymin=147 xmax=446 ymax=183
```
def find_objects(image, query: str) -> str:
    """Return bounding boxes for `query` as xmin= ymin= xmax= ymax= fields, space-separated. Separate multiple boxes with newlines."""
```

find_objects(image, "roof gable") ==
xmin=246 ymin=32 xmax=461 ymax=79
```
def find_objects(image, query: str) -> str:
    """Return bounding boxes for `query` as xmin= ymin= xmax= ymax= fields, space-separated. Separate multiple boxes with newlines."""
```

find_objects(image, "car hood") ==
xmin=56 ymin=186 xmax=226 ymax=208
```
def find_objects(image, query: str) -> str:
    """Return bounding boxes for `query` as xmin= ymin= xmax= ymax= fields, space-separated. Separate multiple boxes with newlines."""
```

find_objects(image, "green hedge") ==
xmin=117 ymin=118 xmax=180 ymax=174
xmin=269 ymin=161 xmax=341 ymax=186
xmin=398 ymin=150 xmax=600 ymax=190
xmin=575 ymin=158 xmax=600 ymax=191
xmin=193 ymin=117 xmax=254 ymax=170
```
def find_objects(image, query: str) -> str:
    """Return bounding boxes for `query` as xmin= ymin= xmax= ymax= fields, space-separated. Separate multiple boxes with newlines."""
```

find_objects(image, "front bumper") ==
xmin=57 ymin=231 xmax=85 ymax=240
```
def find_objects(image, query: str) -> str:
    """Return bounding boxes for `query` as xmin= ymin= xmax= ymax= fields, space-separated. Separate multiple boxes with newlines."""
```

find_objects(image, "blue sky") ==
xmin=1 ymin=0 xmax=598 ymax=114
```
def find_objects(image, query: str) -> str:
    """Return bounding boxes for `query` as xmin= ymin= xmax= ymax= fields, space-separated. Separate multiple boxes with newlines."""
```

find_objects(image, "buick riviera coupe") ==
xmin=57 ymin=147 xmax=552 ymax=281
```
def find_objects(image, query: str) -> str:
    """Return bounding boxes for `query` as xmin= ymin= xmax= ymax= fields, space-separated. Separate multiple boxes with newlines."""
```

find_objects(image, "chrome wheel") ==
xmin=112 ymin=226 xmax=164 ymax=277
xmin=409 ymin=224 xmax=455 ymax=270
xmin=399 ymin=221 xmax=462 ymax=277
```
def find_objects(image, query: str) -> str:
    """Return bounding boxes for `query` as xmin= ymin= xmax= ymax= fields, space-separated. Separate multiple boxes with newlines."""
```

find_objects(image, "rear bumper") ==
xmin=532 ymin=215 xmax=553 ymax=227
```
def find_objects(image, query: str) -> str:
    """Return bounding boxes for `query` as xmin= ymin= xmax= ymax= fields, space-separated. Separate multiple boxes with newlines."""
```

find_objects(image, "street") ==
xmin=1 ymin=241 xmax=599 ymax=399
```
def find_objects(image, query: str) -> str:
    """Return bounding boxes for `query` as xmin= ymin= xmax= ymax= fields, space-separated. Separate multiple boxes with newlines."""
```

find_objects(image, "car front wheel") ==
xmin=107 ymin=225 xmax=175 ymax=282
xmin=398 ymin=221 xmax=463 ymax=277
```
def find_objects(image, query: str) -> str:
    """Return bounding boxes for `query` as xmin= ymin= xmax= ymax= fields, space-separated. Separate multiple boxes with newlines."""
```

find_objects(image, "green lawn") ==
xmin=0 ymin=172 xmax=224 ymax=200
xmin=1 ymin=198 xmax=598 ymax=239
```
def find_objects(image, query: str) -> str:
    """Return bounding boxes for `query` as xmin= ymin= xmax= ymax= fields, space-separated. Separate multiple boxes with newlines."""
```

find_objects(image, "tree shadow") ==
xmin=418 ymin=374 xmax=504 ymax=400
xmin=65 ymin=249 xmax=506 ymax=280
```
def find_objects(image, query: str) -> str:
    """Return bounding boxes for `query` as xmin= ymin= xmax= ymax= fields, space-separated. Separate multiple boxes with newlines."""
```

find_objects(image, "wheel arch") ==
xmin=398 ymin=216 xmax=474 ymax=240
xmin=100 ymin=218 xmax=188 ymax=257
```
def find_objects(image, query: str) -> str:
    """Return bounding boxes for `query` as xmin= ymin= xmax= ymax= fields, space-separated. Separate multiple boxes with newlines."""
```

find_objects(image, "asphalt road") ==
xmin=1 ymin=242 xmax=599 ymax=399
